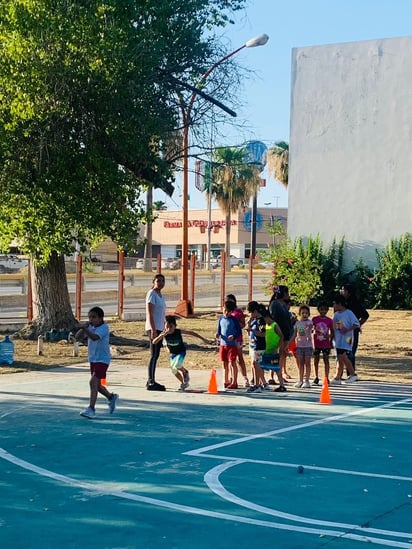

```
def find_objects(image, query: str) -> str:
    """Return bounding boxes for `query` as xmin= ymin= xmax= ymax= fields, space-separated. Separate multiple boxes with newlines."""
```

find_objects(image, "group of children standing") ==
xmin=216 ymin=293 xmax=361 ymax=394
xmin=134 ymin=289 xmax=360 ymax=400
xmin=77 ymin=284 xmax=362 ymax=419
xmin=290 ymin=296 xmax=360 ymax=388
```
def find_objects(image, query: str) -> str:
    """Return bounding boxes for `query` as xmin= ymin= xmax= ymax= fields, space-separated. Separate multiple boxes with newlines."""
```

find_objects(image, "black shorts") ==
xmin=336 ymin=348 xmax=350 ymax=356
xmin=313 ymin=348 xmax=331 ymax=357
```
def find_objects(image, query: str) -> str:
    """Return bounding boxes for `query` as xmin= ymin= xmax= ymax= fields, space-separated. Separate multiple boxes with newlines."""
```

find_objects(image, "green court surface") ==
xmin=1 ymin=364 xmax=411 ymax=549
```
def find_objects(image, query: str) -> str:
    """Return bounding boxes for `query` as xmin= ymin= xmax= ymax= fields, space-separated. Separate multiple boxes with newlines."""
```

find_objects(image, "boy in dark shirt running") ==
xmin=153 ymin=315 xmax=209 ymax=391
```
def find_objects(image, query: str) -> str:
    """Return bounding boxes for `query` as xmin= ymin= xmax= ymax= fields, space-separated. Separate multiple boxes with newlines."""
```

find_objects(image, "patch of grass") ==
xmin=1 ymin=310 xmax=412 ymax=383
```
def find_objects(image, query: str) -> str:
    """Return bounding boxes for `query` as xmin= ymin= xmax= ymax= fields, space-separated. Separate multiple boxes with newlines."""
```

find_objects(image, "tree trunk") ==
xmin=20 ymin=251 xmax=76 ymax=339
xmin=144 ymin=186 xmax=153 ymax=272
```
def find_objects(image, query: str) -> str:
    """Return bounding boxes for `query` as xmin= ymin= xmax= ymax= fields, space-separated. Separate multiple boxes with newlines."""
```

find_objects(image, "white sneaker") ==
xmin=294 ymin=381 xmax=303 ymax=388
xmin=80 ymin=407 xmax=95 ymax=419
xmin=329 ymin=378 xmax=342 ymax=386
xmin=346 ymin=375 xmax=358 ymax=383
xmin=302 ymin=381 xmax=311 ymax=388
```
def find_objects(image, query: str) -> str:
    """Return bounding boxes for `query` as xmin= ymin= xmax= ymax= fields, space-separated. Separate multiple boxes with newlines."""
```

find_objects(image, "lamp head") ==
xmin=245 ymin=34 xmax=269 ymax=48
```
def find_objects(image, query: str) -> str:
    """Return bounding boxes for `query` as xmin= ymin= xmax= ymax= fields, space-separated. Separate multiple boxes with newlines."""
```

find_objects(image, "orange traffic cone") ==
xmin=319 ymin=377 xmax=332 ymax=404
xmin=207 ymin=368 xmax=219 ymax=394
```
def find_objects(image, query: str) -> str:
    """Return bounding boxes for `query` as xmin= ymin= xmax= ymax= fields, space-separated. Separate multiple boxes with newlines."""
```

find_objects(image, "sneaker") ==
xmin=329 ymin=378 xmax=342 ymax=386
xmin=108 ymin=393 xmax=119 ymax=414
xmin=294 ymin=381 xmax=303 ymax=388
xmin=147 ymin=382 xmax=166 ymax=391
xmin=178 ymin=383 xmax=186 ymax=392
xmin=183 ymin=371 xmax=190 ymax=385
xmin=251 ymin=386 xmax=262 ymax=393
xmin=80 ymin=407 xmax=95 ymax=419
xmin=227 ymin=383 xmax=238 ymax=389
xmin=268 ymin=379 xmax=276 ymax=385
xmin=313 ymin=377 xmax=319 ymax=385
xmin=346 ymin=375 xmax=359 ymax=383
xmin=263 ymin=383 xmax=272 ymax=391
xmin=274 ymin=385 xmax=287 ymax=392
xmin=246 ymin=385 xmax=257 ymax=393
xmin=302 ymin=381 xmax=311 ymax=388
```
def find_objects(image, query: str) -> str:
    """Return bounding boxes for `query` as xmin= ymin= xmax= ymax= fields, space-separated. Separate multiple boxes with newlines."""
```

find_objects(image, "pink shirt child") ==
xmin=312 ymin=315 xmax=334 ymax=350
xmin=295 ymin=319 xmax=313 ymax=348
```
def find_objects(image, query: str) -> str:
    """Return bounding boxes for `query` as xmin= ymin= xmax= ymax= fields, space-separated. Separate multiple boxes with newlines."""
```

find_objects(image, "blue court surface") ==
xmin=1 ymin=364 xmax=411 ymax=549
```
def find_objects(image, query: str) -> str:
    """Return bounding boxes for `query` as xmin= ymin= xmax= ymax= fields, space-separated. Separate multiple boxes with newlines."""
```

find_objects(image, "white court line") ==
xmin=184 ymin=396 xmax=412 ymax=456
xmin=189 ymin=395 xmax=412 ymax=546
xmin=1 ymin=389 xmax=411 ymax=547
xmin=197 ymin=453 xmax=412 ymax=482
xmin=0 ymin=447 xmax=411 ymax=548
xmin=204 ymin=460 xmax=412 ymax=540
xmin=0 ymin=406 xmax=29 ymax=419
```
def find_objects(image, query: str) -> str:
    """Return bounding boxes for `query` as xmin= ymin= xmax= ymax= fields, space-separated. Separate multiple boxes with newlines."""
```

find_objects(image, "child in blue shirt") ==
xmin=245 ymin=301 xmax=267 ymax=393
xmin=216 ymin=300 xmax=242 ymax=389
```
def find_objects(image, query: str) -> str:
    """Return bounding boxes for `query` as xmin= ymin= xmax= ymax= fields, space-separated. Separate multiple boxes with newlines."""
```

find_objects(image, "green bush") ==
xmin=372 ymin=234 xmax=412 ymax=309
xmin=261 ymin=231 xmax=412 ymax=310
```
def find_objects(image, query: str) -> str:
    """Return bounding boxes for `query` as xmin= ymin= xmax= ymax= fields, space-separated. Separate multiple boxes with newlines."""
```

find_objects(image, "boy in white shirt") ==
xmin=331 ymin=295 xmax=360 ymax=385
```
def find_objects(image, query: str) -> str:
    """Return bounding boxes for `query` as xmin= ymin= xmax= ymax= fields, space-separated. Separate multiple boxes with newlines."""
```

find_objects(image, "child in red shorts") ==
xmin=76 ymin=306 xmax=118 ymax=419
xmin=216 ymin=300 xmax=241 ymax=389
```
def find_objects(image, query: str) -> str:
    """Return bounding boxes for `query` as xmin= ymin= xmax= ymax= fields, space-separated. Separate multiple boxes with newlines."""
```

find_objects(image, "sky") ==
xmin=156 ymin=0 xmax=412 ymax=211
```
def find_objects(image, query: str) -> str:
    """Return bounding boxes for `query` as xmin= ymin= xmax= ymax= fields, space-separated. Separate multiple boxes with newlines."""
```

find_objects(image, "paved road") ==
xmin=0 ymin=272 xmax=271 ymax=325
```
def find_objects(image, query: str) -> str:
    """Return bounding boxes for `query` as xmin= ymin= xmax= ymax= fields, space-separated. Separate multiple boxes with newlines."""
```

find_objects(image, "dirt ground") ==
xmin=1 ymin=308 xmax=411 ymax=384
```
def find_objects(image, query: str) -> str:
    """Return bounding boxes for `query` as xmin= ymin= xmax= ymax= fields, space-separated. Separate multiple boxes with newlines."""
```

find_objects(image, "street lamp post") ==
xmin=175 ymin=34 xmax=269 ymax=318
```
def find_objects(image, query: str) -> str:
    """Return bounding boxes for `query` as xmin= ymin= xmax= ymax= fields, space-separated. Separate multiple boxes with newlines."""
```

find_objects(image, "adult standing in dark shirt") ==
xmin=340 ymin=284 xmax=369 ymax=371
xmin=269 ymin=285 xmax=293 ymax=380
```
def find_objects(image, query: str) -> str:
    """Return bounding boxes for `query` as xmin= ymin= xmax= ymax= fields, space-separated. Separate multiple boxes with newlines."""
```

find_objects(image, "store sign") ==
xmin=243 ymin=210 xmax=263 ymax=232
xmin=163 ymin=219 xmax=237 ymax=228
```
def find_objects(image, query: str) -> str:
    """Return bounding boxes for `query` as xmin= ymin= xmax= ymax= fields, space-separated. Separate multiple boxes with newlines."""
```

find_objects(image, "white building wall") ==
xmin=289 ymin=36 xmax=412 ymax=269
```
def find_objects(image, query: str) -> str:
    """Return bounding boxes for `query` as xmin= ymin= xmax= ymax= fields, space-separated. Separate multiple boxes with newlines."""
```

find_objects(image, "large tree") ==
xmin=211 ymin=146 xmax=261 ymax=270
xmin=0 ymin=0 xmax=246 ymax=335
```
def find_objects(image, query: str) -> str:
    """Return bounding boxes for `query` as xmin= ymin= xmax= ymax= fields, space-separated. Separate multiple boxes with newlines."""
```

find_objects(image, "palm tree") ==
xmin=211 ymin=146 xmax=261 ymax=270
xmin=267 ymin=141 xmax=289 ymax=187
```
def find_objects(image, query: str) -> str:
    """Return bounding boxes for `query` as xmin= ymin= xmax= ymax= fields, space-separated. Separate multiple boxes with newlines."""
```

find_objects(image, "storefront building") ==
xmin=150 ymin=207 xmax=287 ymax=263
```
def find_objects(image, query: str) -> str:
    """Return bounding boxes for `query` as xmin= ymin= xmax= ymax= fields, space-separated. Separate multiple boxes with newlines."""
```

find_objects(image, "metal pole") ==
xmin=75 ymin=254 xmax=82 ymax=321
xmin=248 ymin=192 xmax=257 ymax=303
xmin=220 ymin=250 xmax=226 ymax=310
xmin=190 ymin=254 xmax=196 ymax=309
xmin=117 ymin=250 xmax=125 ymax=319
xmin=175 ymin=44 xmax=252 ymax=318
xmin=206 ymin=186 xmax=212 ymax=271
xmin=174 ymin=119 xmax=193 ymax=318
